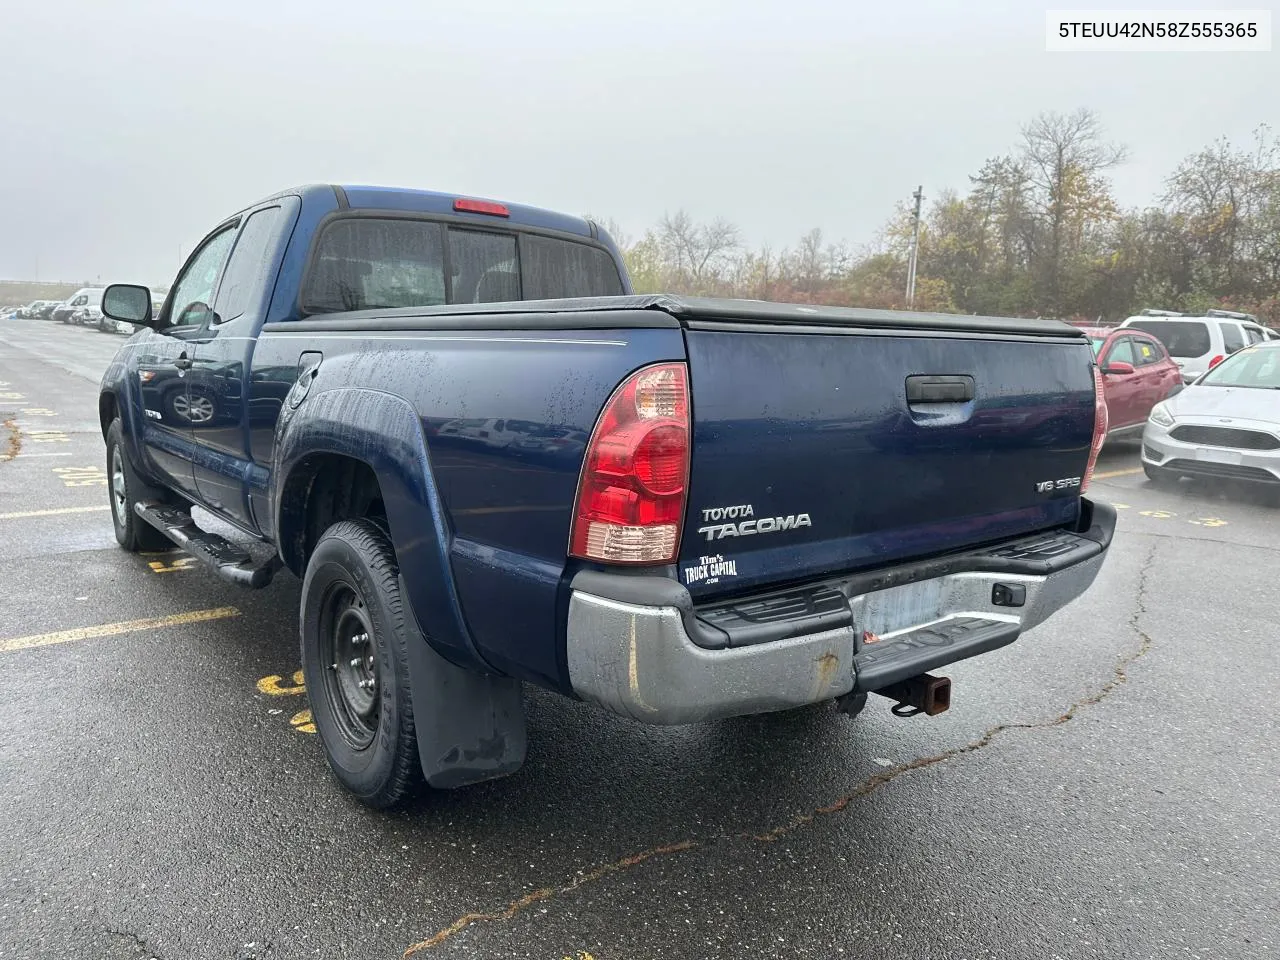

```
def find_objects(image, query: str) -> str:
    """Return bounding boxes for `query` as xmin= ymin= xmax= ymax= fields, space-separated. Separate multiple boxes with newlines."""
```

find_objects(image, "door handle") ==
xmin=288 ymin=351 xmax=323 ymax=409
xmin=906 ymin=375 xmax=975 ymax=403
xmin=173 ymin=354 xmax=193 ymax=371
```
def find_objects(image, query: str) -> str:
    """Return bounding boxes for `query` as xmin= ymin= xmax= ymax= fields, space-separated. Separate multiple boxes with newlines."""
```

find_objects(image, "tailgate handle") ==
xmin=906 ymin=375 xmax=974 ymax=404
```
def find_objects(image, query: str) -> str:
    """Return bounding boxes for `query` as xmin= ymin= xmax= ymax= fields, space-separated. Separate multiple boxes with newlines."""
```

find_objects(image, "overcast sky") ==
xmin=1 ymin=0 xmax=1275 ymax=285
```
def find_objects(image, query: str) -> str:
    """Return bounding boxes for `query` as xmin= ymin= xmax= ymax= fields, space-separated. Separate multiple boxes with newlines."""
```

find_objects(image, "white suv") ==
xmin=1120 ymin=310 xmax=1273 ymax=383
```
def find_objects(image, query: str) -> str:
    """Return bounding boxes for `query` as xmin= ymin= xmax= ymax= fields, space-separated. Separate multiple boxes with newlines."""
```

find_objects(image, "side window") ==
xmin=167 ymin=227 xmax=237 ymax=331
xmin=1134 ymin=338 xmax=1160 ymax=366
xmin=1244 ymin=325 xmax=1264 ymax=345
xmin=1220 ymin=322 xmax=1245 ymax=354
xmin=449 ymin=230 xmax=519 ymax=304
xmin=214 ymin=206 xmax=283 ymax=323
xmin=1104 ymin=338 xmax=1136 ymax=366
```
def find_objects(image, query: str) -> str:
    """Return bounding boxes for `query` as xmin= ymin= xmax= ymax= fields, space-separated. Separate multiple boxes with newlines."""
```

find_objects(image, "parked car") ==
xmin=1081 ymin=326 xmax=1183 ymax=437
xmin=98 ymin=183 xmax=1114 ymax=810
xmin=1142 ymin=341 xmax=1280 ymax=486
xmin=51 ymin=287 xmax=105 ymax=324
xmin=16 ymin=300 xmax=46 ymax=318
xmin=1120 ymin=309 xmax=1271 ymax=383
xmin=35 ymin=301 xmax=61 ymax=320
xmin=435 ymin=417 xmax=540 ymax=450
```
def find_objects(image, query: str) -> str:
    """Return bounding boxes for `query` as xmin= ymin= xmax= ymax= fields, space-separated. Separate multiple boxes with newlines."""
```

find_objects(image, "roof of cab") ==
xmin=252 ymin=184 xmax=596 ymax=239
xmin=335 ymin=184 xmax=594 ymax=238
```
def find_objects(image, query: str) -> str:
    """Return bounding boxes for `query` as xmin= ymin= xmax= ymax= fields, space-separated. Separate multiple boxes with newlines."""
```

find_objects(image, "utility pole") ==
xmin=905 ymin=185 xmax=924 ymax=309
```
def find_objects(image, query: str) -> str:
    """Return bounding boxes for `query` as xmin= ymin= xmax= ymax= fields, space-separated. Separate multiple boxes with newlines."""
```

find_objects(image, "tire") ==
xmin=1143 ymin=462 xmax=1175 ymax=485
xmin=106 ymin=418 xmax=173 ymax=552
xmin=300 ymin=519 xmax=423 ymax=809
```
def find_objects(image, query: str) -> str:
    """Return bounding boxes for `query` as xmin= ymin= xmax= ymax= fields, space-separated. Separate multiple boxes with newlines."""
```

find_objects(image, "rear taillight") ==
xmin=1208 ymin=354 xmax=1225 ymax=369
xmin=1082 ymin=365 xmax=1109 ymax=493
xmin=569 ymin=362 xmax=690 ymax=564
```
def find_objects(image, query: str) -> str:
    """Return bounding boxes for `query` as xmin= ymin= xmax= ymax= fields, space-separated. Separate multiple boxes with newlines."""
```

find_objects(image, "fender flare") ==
xmin=271 ymin=387 xmax=487 ymax=673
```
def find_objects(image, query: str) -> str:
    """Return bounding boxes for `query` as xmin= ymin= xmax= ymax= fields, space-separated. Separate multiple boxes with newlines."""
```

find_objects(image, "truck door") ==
xmin=138 ymin=225 xmax=237 ymax=498
xmin=187 ymin=201 xmax=295 ymax=530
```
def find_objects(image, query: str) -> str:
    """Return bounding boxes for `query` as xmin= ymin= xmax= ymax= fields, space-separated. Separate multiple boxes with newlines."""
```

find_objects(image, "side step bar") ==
xmin=135 ymin=501 xmax=281 ymax=589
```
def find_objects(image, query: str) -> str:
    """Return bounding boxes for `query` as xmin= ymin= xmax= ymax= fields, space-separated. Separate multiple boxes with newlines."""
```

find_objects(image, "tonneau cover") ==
xmin=270 ymin=294 xmax=1087 ymax=339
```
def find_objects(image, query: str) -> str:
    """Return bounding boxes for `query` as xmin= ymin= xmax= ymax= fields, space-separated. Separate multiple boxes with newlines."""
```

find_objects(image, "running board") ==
xmin=853 ymin=616 xmax=1019 ymax=693
xmin=134 ymin=501 xmax=281 ymax=589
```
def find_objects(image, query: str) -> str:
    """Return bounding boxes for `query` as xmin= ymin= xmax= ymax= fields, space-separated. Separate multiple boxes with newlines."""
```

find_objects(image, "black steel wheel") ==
xmin=316 ymin=584 xmax=381 ymax=750
xmin=300 ymin=518 xmax=422 ymax=808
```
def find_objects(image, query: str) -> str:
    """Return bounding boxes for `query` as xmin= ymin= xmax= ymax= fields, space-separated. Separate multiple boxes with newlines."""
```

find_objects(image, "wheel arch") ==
xmin=271 ymin=387 xmax=487 ymax=672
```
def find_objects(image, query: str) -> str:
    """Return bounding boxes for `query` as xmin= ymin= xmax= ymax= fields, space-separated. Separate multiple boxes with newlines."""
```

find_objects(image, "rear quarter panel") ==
xmin=256 ymin=322 xmax=685 ymax=689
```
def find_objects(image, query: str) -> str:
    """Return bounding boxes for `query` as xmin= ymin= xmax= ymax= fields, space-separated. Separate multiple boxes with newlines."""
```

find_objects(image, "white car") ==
xmin=1120 ymin=310 xmax=1274 ymax=384
xmin=1142 ymin=341 xmax=1280 ymax=486
xmin=435 ymin=417 xmax=540 ymax=449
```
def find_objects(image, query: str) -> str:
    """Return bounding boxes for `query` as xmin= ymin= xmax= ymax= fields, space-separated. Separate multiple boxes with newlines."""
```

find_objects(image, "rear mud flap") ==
xmin=402 ymin=580 xmax=527 ymax=789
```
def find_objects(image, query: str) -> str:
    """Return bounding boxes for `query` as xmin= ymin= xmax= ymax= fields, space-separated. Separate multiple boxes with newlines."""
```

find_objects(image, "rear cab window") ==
xmin=301 ymin=216 xmax=624 ymax=315
xmin=1127 ymin=320 xmax=1211 ymax=358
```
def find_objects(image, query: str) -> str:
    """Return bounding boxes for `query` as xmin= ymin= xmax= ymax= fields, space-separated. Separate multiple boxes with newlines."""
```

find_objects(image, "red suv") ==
xmin=1082 ymin=327 xmax=1183 ymax=437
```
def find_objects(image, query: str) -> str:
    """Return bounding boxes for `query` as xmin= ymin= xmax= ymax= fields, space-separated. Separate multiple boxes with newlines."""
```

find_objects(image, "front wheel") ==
xmin=1143 ymin=462 xmax=1176 ymax=486
xmin=300 ymin=519 xmax=423 ymax=809
xmin=106 ymin=419 xmax=174 ymax=552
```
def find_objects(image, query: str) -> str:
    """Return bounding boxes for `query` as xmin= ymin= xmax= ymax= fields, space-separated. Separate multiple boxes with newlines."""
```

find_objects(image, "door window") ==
xmin=1133 ymin=337 xmax=1162 ymax=366
xmin=1220 ymin=322 xmax=1245 ymax=354
xmin=1104 ymin=338 xmax=1136 ymax=367
xmin=214 ymin=207 xmax=283 ymax=323
xmin=167 ymin=227 xmax=237 ymax=331
xmin=1244 ymin=325 xmax=1265 ymax=345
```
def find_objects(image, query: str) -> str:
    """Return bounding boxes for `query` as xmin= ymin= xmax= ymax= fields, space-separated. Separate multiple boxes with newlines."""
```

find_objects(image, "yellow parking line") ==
xmin=0 ymin=505 xmax=111 ymax=520
xmin=1093 ymin=467 xmax=1142 ymax=480
xmin=0 ymin=607 xmax=241 ymax=653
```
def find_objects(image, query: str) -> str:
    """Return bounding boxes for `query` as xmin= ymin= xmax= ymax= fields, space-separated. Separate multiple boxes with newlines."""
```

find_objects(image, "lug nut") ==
xmin=358 ymin=679 xmax=375 ymax=690
xmin=350 ymin=658 xmax=362 ymax=667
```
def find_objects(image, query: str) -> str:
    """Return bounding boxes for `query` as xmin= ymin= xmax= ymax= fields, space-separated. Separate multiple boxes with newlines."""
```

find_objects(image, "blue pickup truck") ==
xmin=98 ymin=184 xmax=1115 ymax=808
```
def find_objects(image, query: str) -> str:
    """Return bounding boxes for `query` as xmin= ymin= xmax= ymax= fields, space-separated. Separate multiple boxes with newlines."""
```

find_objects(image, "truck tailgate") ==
xmin=678 ymin=322 xmax=1096 ymax=598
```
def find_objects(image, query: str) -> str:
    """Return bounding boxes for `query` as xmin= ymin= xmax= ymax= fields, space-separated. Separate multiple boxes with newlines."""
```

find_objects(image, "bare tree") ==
xmin=658 ymin=211 xmax=741 ymax=293
xmin=1021 ymin=109 xmax=1127 ymax=312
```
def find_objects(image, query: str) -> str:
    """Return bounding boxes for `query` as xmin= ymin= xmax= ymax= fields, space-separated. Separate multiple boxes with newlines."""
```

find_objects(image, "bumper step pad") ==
xmin=853 ymin=615 xmax=1018 ymax=693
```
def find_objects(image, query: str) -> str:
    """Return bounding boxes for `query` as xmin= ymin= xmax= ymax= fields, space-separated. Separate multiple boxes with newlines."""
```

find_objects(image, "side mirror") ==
xmin=1102 ymin=361 xmax=1135 ymax=376
xmin=102 ymin=284 xmax=155 ymax=327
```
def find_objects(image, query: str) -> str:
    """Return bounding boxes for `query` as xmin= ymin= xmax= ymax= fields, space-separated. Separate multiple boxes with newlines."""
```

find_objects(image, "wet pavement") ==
xmin=1 ymin=316 xmax=1277 ymax=960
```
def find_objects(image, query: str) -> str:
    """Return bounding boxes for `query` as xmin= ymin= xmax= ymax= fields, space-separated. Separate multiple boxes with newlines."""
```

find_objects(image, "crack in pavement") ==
xmin=1 ymin=418 xmax=20 ymax=461
xmin=1129 ymin=528 xmax=1280 ymax=554
xmin=105 ymin=924 xmax=165 ymax=960
xmin=402 ymin=840 xmax=699 ymax=956
xmin=402 ymin=542 xmax=1159 ymax=957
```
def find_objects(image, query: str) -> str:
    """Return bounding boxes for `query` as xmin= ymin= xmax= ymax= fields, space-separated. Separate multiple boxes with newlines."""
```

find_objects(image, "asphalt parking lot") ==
xmin=2 ymin=316 xmax=1278 ymax=960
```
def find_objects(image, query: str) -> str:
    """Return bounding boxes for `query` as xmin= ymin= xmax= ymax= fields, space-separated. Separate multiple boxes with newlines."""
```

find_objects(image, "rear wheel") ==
xmin=300 ymin=519 xmax=422 ymax=809
xmin=106 ymin=419 xmax=173 ymax=552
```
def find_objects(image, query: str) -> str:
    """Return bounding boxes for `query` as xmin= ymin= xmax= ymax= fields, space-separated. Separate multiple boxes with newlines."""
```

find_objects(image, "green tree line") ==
xmin=612 ymin=109 xmax=1280 ymax=326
